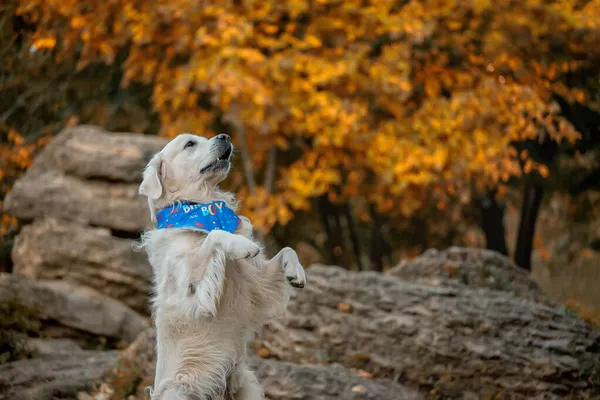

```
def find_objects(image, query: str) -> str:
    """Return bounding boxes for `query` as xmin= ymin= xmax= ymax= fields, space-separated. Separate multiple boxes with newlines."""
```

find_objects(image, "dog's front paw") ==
xmin=224 ymin=236 xmax=261 ymax=260
xmin=283 ymin=253 xmax=306 ymax=289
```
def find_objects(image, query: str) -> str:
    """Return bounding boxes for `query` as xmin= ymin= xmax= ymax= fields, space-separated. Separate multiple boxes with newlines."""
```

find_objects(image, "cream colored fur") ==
xmin=137 ymin=134 xmax=306 ymax=400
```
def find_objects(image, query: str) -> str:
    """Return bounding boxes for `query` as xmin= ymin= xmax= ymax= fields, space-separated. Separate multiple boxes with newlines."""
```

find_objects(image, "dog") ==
xmin=137 ymin=133 xmax=306 ymax=400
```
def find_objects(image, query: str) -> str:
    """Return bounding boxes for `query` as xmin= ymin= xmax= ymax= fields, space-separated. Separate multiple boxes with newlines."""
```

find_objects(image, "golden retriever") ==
xmin=137 ymin=133 xmax=306 ymax=400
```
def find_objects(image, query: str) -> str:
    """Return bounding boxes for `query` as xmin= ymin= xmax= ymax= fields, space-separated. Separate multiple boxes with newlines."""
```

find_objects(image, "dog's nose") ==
xmin=215 ymin=134 xmax=231 ymax=142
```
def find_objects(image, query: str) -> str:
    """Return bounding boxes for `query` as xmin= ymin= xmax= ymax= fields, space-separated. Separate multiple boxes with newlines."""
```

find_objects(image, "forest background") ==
xmin=1 ymin=0 xmax=599 ymax=320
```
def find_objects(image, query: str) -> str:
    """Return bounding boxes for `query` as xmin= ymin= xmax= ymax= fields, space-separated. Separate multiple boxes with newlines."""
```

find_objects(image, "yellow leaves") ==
xmin=304 ymin=34 xmax=322 ymax=48
xmin=257 ymin=348 xmax=271 ymax=358
xmin=573 ymin=89 xmax=586 ymax=103
xmin=0 ymin=214 xmax=18 ymax=236
xmin=424 ymin=78 xmax=441 ymax=98
xmin=337 ymin=302 xmax=353 ymax=313
xmin=2 ymin=129 xmax=36 ymax=170
xmin=262 ymin=24 xmax=278 ymax=35
xmin=429 ymin=148 xmax=448 ymax=172
xmin=15 ymin=0 xmax=598 ymax=234
xmin=567 ymin=298 xmax=600 ymax=327
xmin=8 ymin=129 xmax=24 ymax=146
xmin=357 ymin=370 xmax=372 ymax=378
xmin=70 ymin=16 xmax=86 ymax=29
xmin=31 ymin=36 xmax=56 ymax=50
xmin=237 ymin=48 xmax=266 ymax=64
xmin=468 ymin=54 xmax=485 ymax=66
xmin=547 ymin=63 xmax=558 ymax=80
xmin=99 ymin=42 xmax=116 ymax=64
xmin=446 ymin=20 xmax=463 ymax=31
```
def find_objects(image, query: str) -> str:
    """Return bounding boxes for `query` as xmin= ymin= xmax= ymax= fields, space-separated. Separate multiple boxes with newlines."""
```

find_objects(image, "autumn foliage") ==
xmin=2 ymin=0 xmax=600 ymax=268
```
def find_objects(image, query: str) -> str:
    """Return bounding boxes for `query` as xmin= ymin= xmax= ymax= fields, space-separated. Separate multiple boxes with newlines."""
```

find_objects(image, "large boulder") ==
xmin=12 ymin=218 xmax=151 ymax=313
xmin=256 ymin=265 xmax=600 ymax=399
xmin=3 ymin=125 xmax=167 ymax=234
xmin=388 ymin=247 xmax=546 ymax=302
xmin=3 ymin=125 xmax=163 ymax=317
xmin=30 ymin=125 xmax=168 ymax=182
xmin=82 ymin=328 xmax=423 ymax=400
xmin=78 ymin=263 xmax=600 ymax=400
xmin=0 ymin=273 xmax=148 ymax=342
xmin=3 ymin=169 xmax=149 ymax=233
xmin=0 ymin=350 xmax=119 ymax=400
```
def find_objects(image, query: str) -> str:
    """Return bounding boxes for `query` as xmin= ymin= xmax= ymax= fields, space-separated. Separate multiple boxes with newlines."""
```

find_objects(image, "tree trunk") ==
xmin=573 ymin=167 xmax=600 ymax=194
xmin=369 ymin=205 xmax=385 ymax=271
xmin=514 ymin=179 xmax=545 ymax=269
xmin=316 ymin=196 xmax=341 ymax=265
xmin=478 ymin=189 xmax=508 ymax=256
xmin=343 ymin=203 xmax=364 ymax=270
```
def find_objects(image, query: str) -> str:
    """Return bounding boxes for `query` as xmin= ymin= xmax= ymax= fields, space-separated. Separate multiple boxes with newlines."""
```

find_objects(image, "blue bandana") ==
xmin=155 ymin=201 xmax=240 ymax=233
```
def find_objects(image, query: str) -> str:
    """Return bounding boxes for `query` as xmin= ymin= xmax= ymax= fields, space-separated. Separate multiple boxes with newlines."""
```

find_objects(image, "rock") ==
xmin=0 ymin=350 xmax=118 ymax=400
xmin=83 ymin=328 xmax=423 ymax=400
xmin=3 ymin=126 xmax=599 ymax=399
xmin=0 ymin=273 xmax=148 ymax=342
xmin=388 ymin=247 xmax=545 ymax=302
xmin=25 ymin=338 xmax=82 ymax=357
xmin=30 ymin=125 xmax=167 ymax=182
xmin=3 ymin=169 xmax=150 ymax=233
xmin=256 ymin=265 xmax=600 ymax=399
xmin=3 ymin=125 xmax=167 ymax=233
xmin=12 ymin=218 xmax=151 ymax=313
xmin=252 ymin=358 xmax=422 ymax=400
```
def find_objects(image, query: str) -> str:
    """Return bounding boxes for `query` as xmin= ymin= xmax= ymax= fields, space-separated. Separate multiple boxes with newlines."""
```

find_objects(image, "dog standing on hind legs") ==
xmin=137 ymin=133 xmax=306 ymax=400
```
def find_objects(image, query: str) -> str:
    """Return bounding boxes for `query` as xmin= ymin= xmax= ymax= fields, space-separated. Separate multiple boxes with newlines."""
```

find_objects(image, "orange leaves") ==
xmin=239 ymin=186 xmax=296 ymax=233
xmin=286 ymin=152 xmax=342 ymax=199
xmin=1 ymin=130 xmax=37 ymax=170
xmin=303 ymin=35 xmax=323 ymax=49
xmin=0 ymin=213 xmax=18 ymax=236
xmin=31 ymin=36 xmax=56 ymax=50
xmin=14 ymin=0 xmax=598 ymax=234
xmin=424 ymin=78 xmax=441 ymax=98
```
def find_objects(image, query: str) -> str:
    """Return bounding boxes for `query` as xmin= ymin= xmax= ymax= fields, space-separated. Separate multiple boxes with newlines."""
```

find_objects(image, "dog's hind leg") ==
xmin=231 ymin=368 xmax=264 ymax=400
xmin=161 ymin=388 xmax=187 ymax=400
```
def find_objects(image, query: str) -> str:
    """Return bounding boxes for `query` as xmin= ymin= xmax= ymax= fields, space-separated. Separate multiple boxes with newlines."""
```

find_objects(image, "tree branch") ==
xmin=264 ymin=146 xmax=277 ymax=193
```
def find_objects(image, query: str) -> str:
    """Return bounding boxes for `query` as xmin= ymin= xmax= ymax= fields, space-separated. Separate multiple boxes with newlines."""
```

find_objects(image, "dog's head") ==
xmin=139 ymin=133 xmax=234 ymax=221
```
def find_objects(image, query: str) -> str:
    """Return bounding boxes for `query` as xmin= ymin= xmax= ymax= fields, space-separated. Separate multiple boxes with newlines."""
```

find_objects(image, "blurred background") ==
xmin=1 ymin=1 xmax=600 ymax=397
xmin=3 ymin=0 xmax=599 ymax=312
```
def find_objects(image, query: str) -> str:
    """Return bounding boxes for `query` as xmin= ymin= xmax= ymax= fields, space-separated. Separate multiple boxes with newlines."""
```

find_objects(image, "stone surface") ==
xmin=25 ymin=338 xmax=83 ymax=357
xmin=32 ymin=125 xmax=167 ymax=182
xmin=3 ymin=168 xmax=150 ymax=233
xmin=256 ymin=265 xmax=600 ymax=399
xmin=3 ymin=126 xmax=600 ymax=399
xmin=0 ymin=273 xmax=148 ymax=342
xmin=83 ymin=328 xmax=423 ymax=400
xmin=0 ymin=350 xmax=118 ymax=400
xmin=253 ymin=358 xmax=423 ymax=400
xmin=388 ymin=247 xmax=546 ymax=302
xmin=2 ymin=125 xmax=167 ymax=233
xmin=12 ymin=217 xmax=151 ymax=313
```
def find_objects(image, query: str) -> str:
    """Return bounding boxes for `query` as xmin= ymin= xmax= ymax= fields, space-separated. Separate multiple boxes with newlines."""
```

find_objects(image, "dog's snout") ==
xmin=216 ymin=134 xmax=231 ymax=142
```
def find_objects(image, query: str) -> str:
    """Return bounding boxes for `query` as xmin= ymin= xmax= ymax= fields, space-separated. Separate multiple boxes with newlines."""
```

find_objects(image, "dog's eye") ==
xmin=184 ymin=141 xmax=195 ymax=150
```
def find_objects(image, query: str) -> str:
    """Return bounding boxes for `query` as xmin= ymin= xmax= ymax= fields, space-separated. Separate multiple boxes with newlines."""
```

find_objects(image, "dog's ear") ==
xmin=139 ymin=154 xmax=166 ymax=222
xmin=139 ymin=154 xmax=164 ymax=199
